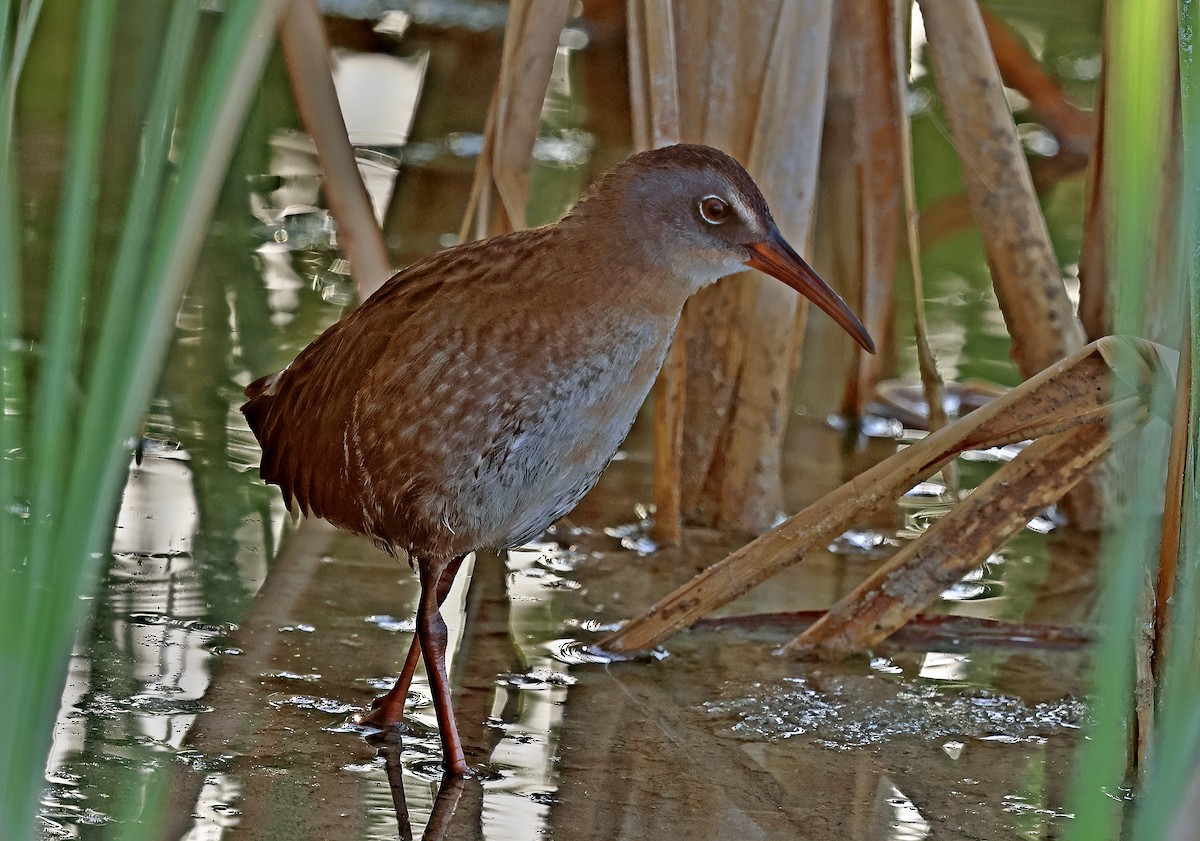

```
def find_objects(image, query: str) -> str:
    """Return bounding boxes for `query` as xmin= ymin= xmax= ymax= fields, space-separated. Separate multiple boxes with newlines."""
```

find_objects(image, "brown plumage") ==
xmin=242 ymin=143 xmax=873 ymax=776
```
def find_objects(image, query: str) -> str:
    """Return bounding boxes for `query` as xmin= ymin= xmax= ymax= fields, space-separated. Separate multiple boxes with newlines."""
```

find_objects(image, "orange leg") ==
xmin=416 ymin=556 xmax=469 ymax=775
xmin=361 ymin=554 xmax=468 ymax=775
xmin=360 ymin=634 xmax=422 ymax=727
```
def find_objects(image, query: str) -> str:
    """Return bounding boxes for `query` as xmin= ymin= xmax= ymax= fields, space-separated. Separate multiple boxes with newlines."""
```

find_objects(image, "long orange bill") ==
xmin=745 ymin=225 xmax=876 ymax=354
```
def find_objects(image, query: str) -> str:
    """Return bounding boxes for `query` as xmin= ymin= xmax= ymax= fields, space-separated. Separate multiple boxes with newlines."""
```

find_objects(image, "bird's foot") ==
xmin=358 ymin=695 xmax=408 ymax=729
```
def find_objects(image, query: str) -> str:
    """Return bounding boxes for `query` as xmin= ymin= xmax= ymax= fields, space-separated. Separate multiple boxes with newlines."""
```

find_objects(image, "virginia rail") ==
xmin=242 ymin=143 xmax=874 ymax=776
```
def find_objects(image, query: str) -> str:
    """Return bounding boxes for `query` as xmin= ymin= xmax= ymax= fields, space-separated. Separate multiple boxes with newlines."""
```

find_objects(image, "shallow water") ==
xmin=36 ymin=2 xmax=1104 ymax=839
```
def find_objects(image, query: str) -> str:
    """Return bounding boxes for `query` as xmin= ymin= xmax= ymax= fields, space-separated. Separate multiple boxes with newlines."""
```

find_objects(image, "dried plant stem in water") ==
xmin=979 ymin=5 xmax=1093 ymax=159
xmin=696 ymin=611 xmax=1090 ymax=651
xmin=462 ymin=0 xmax=572 ymax=239
xmin=279 ymin=0 xmax=392 ymax=300
xmin=785 ymin=420 xmax=1124 ymax=656
xmin=892 ymin=0 xmax=951 ymax=480
xmin=600 ymin=337 xmax=1168 ymax=654
xmin=1153 ymin=330 xmax=1191 ymax=680
xmin=838 ymin=0 xmax=901 ymax=418
xmin=628 ymin=0 xmax=687 ymax=543
xmin=916 ymin=0 xmax=1083 ymax=374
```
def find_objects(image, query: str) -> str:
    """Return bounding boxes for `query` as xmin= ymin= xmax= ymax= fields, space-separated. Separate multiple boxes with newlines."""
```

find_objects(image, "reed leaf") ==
xmin=1126 ymin=0 xmax=1200 ymax=835
xmin=26 ymin=0 xmax=116 ymax=586
xmin=1063 ymin=0 xmax=1178 ymax=837
xmin=279 ymin=0 xmax=392 ymax=300
xmin=0 ymin=3 xmax=281 ymax=837
xmin=1 ymin=2 xmax=116 ymax=833
xmin=0 ymin=0 xmax=25 ymax=600
xmin=602 ymin=337 xmax=1161 ymax=655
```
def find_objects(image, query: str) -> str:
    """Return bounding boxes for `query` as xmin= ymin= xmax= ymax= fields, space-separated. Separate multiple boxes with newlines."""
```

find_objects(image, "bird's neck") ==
xmin=553 ymin=215 xmax=701 ymax=320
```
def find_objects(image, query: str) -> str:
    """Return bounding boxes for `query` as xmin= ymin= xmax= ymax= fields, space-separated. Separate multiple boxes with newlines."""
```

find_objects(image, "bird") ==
xmin=241 ymin=143 xmax=874 ymax=776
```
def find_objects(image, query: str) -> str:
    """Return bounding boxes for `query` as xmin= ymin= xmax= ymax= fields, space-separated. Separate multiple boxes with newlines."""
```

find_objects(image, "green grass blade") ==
xmin=0 ymin=0 xmax=26 ymax=600
xmin=25 ymin=0 xmax=117 ymax=581
xmin=0 ymin=0 xmax=40 ymax=619
xmin=59 ymin=0 xmax=283 ymax=571
xmin=0 ymin=2 xmax=279 ymax=837
xmin=1128 ymin=0 xmax=1200 ymax=834
xmin=1 ymin=0 xmax=44 ymax=128
xmin=1062 ymin=1 xmax=1176 ymax=839
xmin=0 ymin=2 xmax=115 ymax=836
xmin=99 ymin=1 xmax=201 ymax=305
xmin=68 ymin=0 xmax=202 ymax=478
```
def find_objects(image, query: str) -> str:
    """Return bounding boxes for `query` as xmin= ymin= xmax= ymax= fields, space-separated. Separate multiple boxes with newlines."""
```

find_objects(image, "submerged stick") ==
xmin=695 ymin=610 xmax=1091 ymax=651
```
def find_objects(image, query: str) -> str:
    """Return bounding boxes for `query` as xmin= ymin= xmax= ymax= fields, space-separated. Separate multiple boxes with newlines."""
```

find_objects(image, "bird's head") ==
xmin=570 ymin=143 xmax=875 ymax=354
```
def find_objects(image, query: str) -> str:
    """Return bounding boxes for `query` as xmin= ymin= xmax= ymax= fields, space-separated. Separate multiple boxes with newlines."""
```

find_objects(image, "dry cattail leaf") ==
xmin=784 ymin=420 xmax=1120 ymax=656
xmin=628 ymin=0 xmax=686 ymax=543
xmin=838 ymin=0 xmax=901 ymax=418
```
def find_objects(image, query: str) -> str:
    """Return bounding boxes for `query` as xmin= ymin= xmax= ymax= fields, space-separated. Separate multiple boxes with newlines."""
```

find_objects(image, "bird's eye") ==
xmin=698 ymin=196 xmax=730 ymax=225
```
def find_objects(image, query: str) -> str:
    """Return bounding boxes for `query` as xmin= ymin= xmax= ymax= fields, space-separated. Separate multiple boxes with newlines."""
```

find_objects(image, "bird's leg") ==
xmin=416 ymin=556 xmax=469 ymax=775
xmin=361 ymin=636 xmax=423 ymax=727
xmin=362 ymin=554 xmax=466 ymax=728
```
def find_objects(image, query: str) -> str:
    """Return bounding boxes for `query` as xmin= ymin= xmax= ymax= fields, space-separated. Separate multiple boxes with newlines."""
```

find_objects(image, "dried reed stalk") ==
xmin=666 ymin=0 xmax=834 ymax=532
xmin=979 ymin=5 xmax=1093 ymax=159
xmin=1135 ymin=567 xmax=1157 ymax=773
xmin=892 ymin=0 xmax=950 ymax=452
xmin=838 ymin=0 xmax=901 ymax=417
xmin=913 ymin=6 xmax=1097 ymax=296
xmin=919 ymin=0 xmax=1106 ymax=528
xmin=462 ymin=0 xmax=572 ymax=239
xmin=709 ymin=0 xmax=834 ymax=531
xmin=673 ymin=0 xmax=782 ymax=526
xmin=600 ymin=336 xmax=1168 ymax=654
xmin=917 ymin=0 xmax=1084 ymax=377
xmin=785 ymin=420 xmax=1121 ymax=655
xmin=1153 ymin=330 xmax=1191 ymax=679
xmin=697 ymin=610 xmax=1090 ymax=650
xmin=279 ymin=0 xmax=392 ymax=299
xmin=1077 ymin=45 xmax=1108 ymax=342
xmin=628 ymin=0 xmax=686 ymax=543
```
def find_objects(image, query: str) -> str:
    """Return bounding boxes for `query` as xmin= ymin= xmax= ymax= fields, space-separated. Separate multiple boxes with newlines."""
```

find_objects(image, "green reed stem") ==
xmin=0 ymin=0 xmax=43 ymax=628
xmin=1063 ymin=1 xmax=1177 ymax=839
xmin=69 ymin=0 xmax=202 ymax=470
xmin=0 ymin=0 xmax=25 ymax=618
xmin=0 ymin=2 xmax=116 ymax=836
xmin=1129 ymin=0 xmax=1200 ymax=835
xmin=59 ymin=0 xmax=282 ymax=570
xmin=0 ymin=2 xmax=280 ymax=837
xmin=25 ymin=0 xmax=117 ymax=582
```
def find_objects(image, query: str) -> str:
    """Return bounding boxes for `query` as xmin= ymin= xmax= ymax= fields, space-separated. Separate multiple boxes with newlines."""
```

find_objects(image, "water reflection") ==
xmin=875 ymin=780 xmax=932 ymax=841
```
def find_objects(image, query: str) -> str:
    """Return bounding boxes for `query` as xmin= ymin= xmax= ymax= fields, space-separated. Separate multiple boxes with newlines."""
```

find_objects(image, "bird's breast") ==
xmin=449 ymin=310 xmax=679 ymax=551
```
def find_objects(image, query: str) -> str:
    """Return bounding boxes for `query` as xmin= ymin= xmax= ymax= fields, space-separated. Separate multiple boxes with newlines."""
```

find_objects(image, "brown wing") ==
xmin=240 ymin=227 xmax=558 ymax=540
xmin=240 ymin=267 xmax=434 ymax=534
